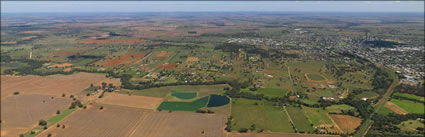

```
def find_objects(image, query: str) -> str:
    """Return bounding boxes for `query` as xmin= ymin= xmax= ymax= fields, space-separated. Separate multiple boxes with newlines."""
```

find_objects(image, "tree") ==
xmin=13 ymin=92 xmax=20 ymax=95
xmin=102 ymin=82 xmax=107 ymax=89
xmin=57 ymin=123 xmax=60 ymax=127
xmin=47 ymin=133 xmax=52 ymax=137
xmin=56 ymin=110 xmax=61 ymax=114
xmin=250 ymin=124 xmax=256 ymax=131
xmin=39 ymin=120 xmax=47 ymax=126
xmin=62 ymin=125 xmax=66 ymax=128
xmin=100 ymin=106 xmax=104 ymax=110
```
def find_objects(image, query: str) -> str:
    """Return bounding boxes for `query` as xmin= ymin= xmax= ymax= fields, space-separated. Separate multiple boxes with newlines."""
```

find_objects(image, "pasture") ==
xmin=384 ymin=101 xmax=408 ymax=115
xmin=391 ymin=99 xmax=424 ymax=114
xmin=393 ymin=92 xmax=424 ymax=103
xmin=286 ymin=106 xmax=315 ymax=133
xmin=231 ymin=98 xmax=294 ymax=133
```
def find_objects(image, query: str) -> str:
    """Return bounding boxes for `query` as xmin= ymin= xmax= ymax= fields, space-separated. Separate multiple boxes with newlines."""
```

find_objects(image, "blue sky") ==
xmin=1 ymin=1 xmax=424 ymax=13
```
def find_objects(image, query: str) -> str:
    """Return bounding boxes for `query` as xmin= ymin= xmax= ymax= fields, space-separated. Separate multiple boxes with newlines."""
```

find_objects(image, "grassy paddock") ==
xmin=231 ymin=98 xmax=294 ymax=133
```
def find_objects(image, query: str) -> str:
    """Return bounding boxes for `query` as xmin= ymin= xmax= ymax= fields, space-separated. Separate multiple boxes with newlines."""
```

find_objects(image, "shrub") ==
xmin=13 ymin=92 xmax=20 ymax=95
xmin=238 ymin=128 xmax=248 ymax=133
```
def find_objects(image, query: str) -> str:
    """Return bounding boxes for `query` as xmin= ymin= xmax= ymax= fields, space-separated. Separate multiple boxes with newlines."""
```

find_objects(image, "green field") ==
xmin=241 ymin=88 xmax=288 ymax=98
xmin=302 ymin=106 xmax=334 ymax=126
xmin=355 ymin=91 xmax=379 ymax=100
xmin=398 ymin=120 xmax=425 ymax=133
xmin=391 ymin=99 xmax=424 ymax=114
xmin=393 ymin=92 xmax=424 ymax=103
xmin=306 ymin=73 xmax=326 ymax=81
xmin=377 ymin=107 xmax=395 ymax=116
xmin=231 ymin=98 xmax=294 ymax=133
xmin=157 ymin=96 xmax=209 ymax=111
xmin=117 ymin=84 xmax=228 ymax=98
xmin=326 ymin=104 xmax=355 ymax=113
xmin=171 ymin=91 xmax=197 ymax=99
xmin=286 ymin=106 xmax=315 ymax=133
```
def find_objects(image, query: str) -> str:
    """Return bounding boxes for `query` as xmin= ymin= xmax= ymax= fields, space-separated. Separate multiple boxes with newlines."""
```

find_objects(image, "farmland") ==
xmin=391 ymin=99 xmax=425 ymax=114
xmin=231 ymin=98 xmax=294 ymax=133
xmin=1 ymin=11 xmax=423 ymax=137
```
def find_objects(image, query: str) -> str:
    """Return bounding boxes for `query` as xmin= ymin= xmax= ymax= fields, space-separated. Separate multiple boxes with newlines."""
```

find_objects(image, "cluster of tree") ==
xmin=367 ymin=113 xmax=425 ymax=137
xmin=69 ymin=100 xmax=83 ymax=109
xmin=195 ymin=109 xmax=214 ymax=114
xmin=394 ymin=83 xmax=425 ymax=97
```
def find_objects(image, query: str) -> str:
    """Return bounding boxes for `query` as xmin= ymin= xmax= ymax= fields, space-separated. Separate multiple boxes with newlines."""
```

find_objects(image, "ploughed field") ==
xmin=1 ymin=94 xmax=72 ymax=137
xmin=38 ymin=104 xmax=227 ymax=137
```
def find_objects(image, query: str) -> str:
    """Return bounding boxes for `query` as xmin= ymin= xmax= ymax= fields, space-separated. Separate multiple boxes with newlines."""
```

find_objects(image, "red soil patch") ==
xmin=159 ymin=63 xmax=176 ymax=69
xmin=185 ymin=56 xmax=199 ymax=62
xmin=64 ymin=68 xmax=72 ymax=72
xmin=75 ymin=39 xmax=146 ymax=45
xmin=103 ymin=54 xmax=144 ymax=67
xmin=156 ymin=51 xmax=170 ymax=57
xmin=384 ymin=102 xmax=408 ymax=115
xmin=20 ymin=30 xmax=47 ymax=34
xmin=329 ymin=114 xmax=362 ymax=133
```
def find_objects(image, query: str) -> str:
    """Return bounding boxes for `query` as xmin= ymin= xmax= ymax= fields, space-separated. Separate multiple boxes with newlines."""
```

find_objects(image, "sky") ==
xmin=1 ymin=1 xmax=424 ymax=13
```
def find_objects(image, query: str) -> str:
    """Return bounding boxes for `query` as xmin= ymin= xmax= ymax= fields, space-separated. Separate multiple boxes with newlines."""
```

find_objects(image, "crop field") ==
xmin=97 ymin=92 xmax=164 ymax=110
xmin=329 ymin=114 xmax=362 ymax=133
xmin=37 ymin=104 xmax=145 ymax=137
xmin=231 ymin=98 xmax=295 ymax=133
xmin=0 ymin=72 xmax=120 ymax=98
xmin=1 ymin=94 xmax=72 ymax=137
xmin=128 ymin=111 xmax=227 ymax=137
xmin=38 ymin=104 xmax=227 ymax=137
xmin=286 ymin=106 xmax=315 ymax=133
xmin=75 ymin=39 xmax=146 ymax=45
xmin=393 ymin=92 xmax=424 ymax=103
xmin=391 ymin=99 xmax=424 ymax=114
xmin=383 ymin=101 xmax=408 ymax=115
xmin=157 ymin=96 xmax=209 ymax=111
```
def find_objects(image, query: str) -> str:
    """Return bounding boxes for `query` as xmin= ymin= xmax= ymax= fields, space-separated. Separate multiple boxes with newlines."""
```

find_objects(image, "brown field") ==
xmin=38 ymin=104 xmax=144 ymax=137
xmin=186 ymin=56 xmax=199 ymax=62
xmin=227 ymin=132 xmax=338 ymax=137
xmin=0 ymin=72 xmax=120 ymax=99
xmin=159 ymin=63 xmax=177 ymax=69
xmin=75 ymin=39 xmax=146 ymax=45
xmin=63 ymin=68 xmax=72 ymax=72
xmin=0 ymin=41 xmax=17 ymax=45
xmin=21 ymin=36 xmax=37 ymax=40
xmin=102 ymin=54 xmax=144 ymax=67
xmin=38 ymin=104 xmax=227 ymax=137
xmin=48 ymin=63 xmax=73 ymax=68
xmin=384 ymin=101 xmax=408 ymax=115
xmin=129 ymin=111 xmax=227 ymax=137
xmin=156 ymin=51 xmax=170 ymax=57
xmin=329 ymin=114 xmax=362 ymax=133
xmin=1 ymin=94 xmax=72 ymax=137
xmin=20 ymin=30 xmax=47 ymax=34
xmin=97 ymin=93 xmax=163 ymax=110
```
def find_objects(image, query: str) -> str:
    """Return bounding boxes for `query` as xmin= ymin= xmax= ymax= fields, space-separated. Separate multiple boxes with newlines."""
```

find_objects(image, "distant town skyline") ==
xmin=1 ymin=1 xmax=424 ymax=13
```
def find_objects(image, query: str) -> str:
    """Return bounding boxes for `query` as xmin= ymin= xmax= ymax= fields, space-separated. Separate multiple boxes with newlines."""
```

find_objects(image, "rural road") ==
xmin=286 ymin=65 xmax=298 ymax=96
xmin=354 ymin=80 xmax=398 ymax=137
